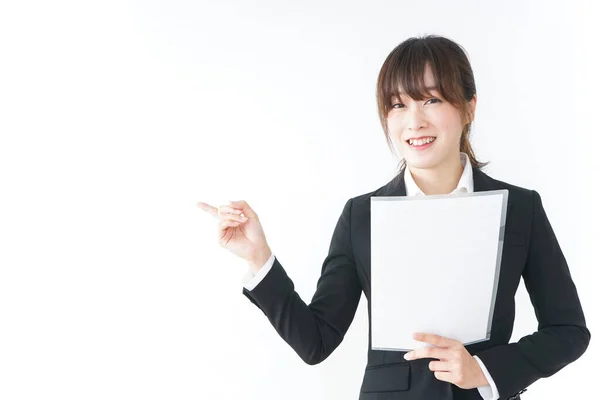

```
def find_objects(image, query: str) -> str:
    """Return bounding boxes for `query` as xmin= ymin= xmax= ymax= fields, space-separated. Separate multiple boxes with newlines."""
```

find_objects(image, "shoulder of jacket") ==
xmin=482 ymin=172 xmax=537 ymax=206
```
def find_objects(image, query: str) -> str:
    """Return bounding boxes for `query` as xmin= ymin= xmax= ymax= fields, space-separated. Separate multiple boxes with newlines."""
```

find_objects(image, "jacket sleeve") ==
xmin=475 ymin=190 xmax=591 ymax=399
xmin=242 ymin=198 xmax=363 ymax=365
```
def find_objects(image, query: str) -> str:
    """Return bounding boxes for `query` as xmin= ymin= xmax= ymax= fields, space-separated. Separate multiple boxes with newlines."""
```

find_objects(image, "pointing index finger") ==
xmin=197 ymin=201 xmax=218 ymax=217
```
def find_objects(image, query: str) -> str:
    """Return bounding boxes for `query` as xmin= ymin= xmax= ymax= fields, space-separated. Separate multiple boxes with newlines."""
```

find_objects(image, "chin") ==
xmin=403 ymin=153 xmax=442 ymax=170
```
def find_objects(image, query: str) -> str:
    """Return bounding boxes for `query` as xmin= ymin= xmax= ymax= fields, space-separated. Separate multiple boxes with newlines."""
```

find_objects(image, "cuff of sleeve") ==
xmin=242 ymin=253 xmax=275 ymax=291
xmin=474 ymin=355 xmax=500 ymax=400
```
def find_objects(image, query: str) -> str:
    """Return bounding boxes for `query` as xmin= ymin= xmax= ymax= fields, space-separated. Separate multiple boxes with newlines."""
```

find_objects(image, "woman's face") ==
xmin=387 ymin=64 xmax=475 ymax=171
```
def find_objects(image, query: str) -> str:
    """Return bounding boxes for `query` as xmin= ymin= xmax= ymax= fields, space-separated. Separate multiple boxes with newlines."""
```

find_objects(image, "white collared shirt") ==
xmin=404 ymin=152 xmax=474 ymax=196
xmin=242 ymin=152 xmax=499 ymax=400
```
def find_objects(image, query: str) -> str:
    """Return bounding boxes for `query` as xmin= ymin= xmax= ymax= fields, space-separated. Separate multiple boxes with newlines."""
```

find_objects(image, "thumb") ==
xmin=229 ymin=200 xmax=258 ymax=219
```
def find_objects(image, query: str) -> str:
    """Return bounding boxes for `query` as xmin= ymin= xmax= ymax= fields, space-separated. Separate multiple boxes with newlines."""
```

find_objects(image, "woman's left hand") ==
xmin=403 ymin=333 xmax=489 ymax=390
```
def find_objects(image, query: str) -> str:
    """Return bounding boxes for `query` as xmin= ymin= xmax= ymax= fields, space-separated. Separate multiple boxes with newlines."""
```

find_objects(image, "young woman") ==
xmin=198 ymin=35 xmax=590 ymax=400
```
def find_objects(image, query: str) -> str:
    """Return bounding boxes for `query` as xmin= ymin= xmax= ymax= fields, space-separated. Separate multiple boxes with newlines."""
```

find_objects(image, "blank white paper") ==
xmin=370 ymin=190 xmax=508 ymax=351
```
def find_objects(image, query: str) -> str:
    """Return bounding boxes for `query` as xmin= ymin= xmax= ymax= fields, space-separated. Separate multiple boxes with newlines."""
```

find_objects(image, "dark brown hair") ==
xmin=376 ymin=35 xmax=488 ymax=172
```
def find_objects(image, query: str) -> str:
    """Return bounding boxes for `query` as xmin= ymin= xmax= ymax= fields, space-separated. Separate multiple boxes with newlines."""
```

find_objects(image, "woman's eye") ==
xmin=392 ymin=99 xmax=439 ymax=109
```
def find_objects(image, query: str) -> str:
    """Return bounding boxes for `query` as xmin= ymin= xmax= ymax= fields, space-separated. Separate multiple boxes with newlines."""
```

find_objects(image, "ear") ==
xmin=466 ymin=94 xmax=477 ymax=123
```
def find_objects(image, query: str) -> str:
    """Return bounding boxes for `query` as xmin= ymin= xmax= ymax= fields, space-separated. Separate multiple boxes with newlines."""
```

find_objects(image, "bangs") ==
xmin=384 ymin=49 xmax=440 ymax=103
xmin=377 ymin=36 xmax=469 ymax=118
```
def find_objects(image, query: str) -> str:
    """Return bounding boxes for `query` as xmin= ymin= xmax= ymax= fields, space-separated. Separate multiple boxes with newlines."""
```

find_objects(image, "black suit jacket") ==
xmin=242 ymin=167 xmax=590 ymax=400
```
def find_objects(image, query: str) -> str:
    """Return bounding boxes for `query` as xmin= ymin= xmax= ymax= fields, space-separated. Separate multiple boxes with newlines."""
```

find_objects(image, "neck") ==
xmin=408 ymin=154 xmax=464 ymax=195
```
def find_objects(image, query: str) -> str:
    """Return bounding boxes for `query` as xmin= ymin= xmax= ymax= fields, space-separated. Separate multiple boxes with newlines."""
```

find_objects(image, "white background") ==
xmin=0 ymin=1 xmax=597 ymax=399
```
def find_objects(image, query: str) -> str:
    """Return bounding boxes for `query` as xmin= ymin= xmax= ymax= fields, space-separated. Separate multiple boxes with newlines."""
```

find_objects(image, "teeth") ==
xmin=409 ymin=137 xmax=435 ymax=146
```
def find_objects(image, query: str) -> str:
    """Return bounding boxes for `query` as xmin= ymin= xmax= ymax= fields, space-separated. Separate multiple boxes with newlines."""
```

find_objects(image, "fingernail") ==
xmin=404 ymin=352 xmax=413 ymax=360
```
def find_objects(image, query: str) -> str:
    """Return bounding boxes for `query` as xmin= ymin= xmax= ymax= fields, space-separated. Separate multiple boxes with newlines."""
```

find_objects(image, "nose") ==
xmin=406 ymin=106 xmax=427 ymax=131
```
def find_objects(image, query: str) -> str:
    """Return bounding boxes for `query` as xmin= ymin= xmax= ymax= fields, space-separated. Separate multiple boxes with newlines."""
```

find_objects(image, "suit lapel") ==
xmin=472 ymin=167 xmax=495 ymax=191
xmin=473 ymin=167 xmax=513 ymax=219
xmin=381 ymin=168 xmax=407 ymax=197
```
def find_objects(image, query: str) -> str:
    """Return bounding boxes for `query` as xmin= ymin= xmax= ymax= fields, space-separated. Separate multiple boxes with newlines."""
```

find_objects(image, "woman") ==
xmin=197 ymin=35 xmax=590 ymax=400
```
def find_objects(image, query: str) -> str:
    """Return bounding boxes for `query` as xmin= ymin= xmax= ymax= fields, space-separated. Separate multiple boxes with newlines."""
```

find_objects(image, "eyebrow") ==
xmin=395 ymin=86 xmax=439 ymax=96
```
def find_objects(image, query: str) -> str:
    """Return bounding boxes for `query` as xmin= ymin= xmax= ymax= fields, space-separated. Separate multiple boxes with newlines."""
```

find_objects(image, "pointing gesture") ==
xmin=197 ymin=200 xmax=272 ymax=273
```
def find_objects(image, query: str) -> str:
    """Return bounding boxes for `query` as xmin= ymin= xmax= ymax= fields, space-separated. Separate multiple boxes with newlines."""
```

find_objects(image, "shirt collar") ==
xmin=404 ymin=152 xmax=474 ymax=196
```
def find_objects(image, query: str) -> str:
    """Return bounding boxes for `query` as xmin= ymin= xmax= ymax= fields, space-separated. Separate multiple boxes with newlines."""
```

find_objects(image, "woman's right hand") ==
xmin=197 ymin=200 xmax=272 ymax=273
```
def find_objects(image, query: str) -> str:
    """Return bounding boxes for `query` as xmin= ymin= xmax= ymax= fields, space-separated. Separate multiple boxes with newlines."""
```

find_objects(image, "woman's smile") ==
xmin=407 ymin=136 xmax=437 ymax=150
